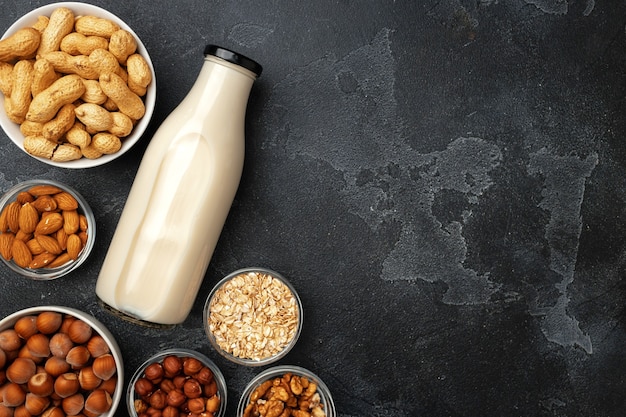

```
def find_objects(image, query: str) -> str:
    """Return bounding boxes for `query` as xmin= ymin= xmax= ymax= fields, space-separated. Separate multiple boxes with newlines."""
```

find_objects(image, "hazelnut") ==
xmin=67 ymin=320 xmax=92 ymax=344
xmin=54 ymin=372 xmax=81 ymax=398
xmin=203 ymin=380 xmax=218 ymax=398
xmin=0 ymin=329 xmax=22 ymax=352
xmin=84 ymin=389 xmax=112 ymax=414
xmin=182 ymin=357 xmax=203 ymax=375
xmin=13 ymin=405 xmax=31 ymax=417
xmin=78 ymin=366 xmax=102 ymax=391
xmin=2 ymin=381 xmax=26 ymax=407
xmin=36 ymin=311 xmax=63 ymax=334
xmin=92 ymin=353 xmax=116 ymax=380
xmin=166 ymin=389 xmax=186 ymax=408
xmin=66 ymin=345 xmax=91 ymax=369
xmin=26 ymin=333 xmax=51 ymax=358
xmin=0 ymin=347 xmax=6 ymax=368
xmin=186 ymin=397 xmax=205 ymax=414
xmin=86 ymin=335 xmax=110 ymax=358
xmin=134 ymin=377 xmax=154 ymax=397
xmin=183 ymin=379 xmax=202 ymax=399
xmin=0 ymin=405 xmax=13 ymax=417
xmin=6 ymin=357 xmax=36 ymax=384
xmin=18 ymin=344 xmax=42 ymax=363
xmin=144 ymin=362 xmax=164 ymax=382
xmin=59 ymin=315 xmax=77 ymax=334
xmin=49 ymin=332 xmax=74 ymax=358
xmin=172 ymin=375 xmax=186 ymax=389
xmin=162 ymin=405 xmax=180 ymax=417
xmin=206 ymin=395 xmax=220 ymax=413
xmin=99 ymin=375 xmax=117 ymax=395
xmin=195 ymin=366 xmax=214 ymax=385
xmin=24 ymin=392 xmax=50 ymax=415
xmin=148 ymin=389 xmax=167 ymax=410
xmin=44 ymin=356 xmax=71 ymax=377
xmin=162 ymin=355 xmax=182 ymax=377
xmin=61 ymin=392 xmax=85 ymax=415
xmin=13 ymin=315 xmax=38 ymax=339
xmin=159 ymin=378 xmax=176 ymax=393
xmin=41 ymin=406 xmax=65 ymax=417
xmin=28 ymin=372 xmax=54 ymax=396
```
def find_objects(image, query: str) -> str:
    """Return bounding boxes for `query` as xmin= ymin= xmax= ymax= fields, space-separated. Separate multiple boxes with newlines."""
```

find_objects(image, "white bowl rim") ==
xmin=0 ymin=2 xmax=156 ymax=169
xmin=0 ymin=305 xmax=124 ymax=417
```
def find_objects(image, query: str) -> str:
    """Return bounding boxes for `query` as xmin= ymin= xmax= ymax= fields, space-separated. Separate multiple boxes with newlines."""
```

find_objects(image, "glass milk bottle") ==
xmin=96 ymin=45 xmax=262 ymax=326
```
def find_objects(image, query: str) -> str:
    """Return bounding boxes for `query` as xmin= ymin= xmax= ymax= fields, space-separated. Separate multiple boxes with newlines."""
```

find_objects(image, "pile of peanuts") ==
xmin=0 ymin=7 xmax=152 ymax=162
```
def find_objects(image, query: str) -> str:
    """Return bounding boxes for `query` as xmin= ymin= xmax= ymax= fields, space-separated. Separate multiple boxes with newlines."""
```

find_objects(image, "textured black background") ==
xmin=1 ymin=1 xmax=625 ymax=416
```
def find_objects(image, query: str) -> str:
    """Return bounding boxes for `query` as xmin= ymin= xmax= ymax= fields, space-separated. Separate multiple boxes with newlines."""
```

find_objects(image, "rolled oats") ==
xmin=208 ymin=270 xmax=299 ymax=361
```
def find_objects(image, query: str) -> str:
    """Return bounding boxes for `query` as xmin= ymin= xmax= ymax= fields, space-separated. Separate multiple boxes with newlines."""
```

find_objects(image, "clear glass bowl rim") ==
xmin=203 ymin=267 xmax=304 ymax=366
xmin=0 ymin=179 xmax=96 ymax=280
xmin=126 ymin=347 xmax=228 ymax=417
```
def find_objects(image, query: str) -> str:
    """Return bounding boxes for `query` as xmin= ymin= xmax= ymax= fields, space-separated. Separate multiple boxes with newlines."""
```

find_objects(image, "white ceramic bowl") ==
xmin=0 ymin=305 xmax=124 ymax=417
xmin=0 ymin=2 xmax=156 ymax=168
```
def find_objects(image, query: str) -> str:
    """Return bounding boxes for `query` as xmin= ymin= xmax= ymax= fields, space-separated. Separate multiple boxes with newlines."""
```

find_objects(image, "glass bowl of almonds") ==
xmin=127 ymin=348 xmax=227 ymax=417
xmin=0 ymin=179 xmax=95 ymax=280
xmin=0 ymin=2 xmax=156 ymax=168
xmin=237 ymin=365 xmax=336 ymax=417
xmin=203 ymin=267 xmax=303 ymax=367
xmin=0 ymin=305 xmax=124 ymax=417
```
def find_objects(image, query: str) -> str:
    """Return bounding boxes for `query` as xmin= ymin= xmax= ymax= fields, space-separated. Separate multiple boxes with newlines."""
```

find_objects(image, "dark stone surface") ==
xmin=1 ymin=1 xmax=626 ymax=416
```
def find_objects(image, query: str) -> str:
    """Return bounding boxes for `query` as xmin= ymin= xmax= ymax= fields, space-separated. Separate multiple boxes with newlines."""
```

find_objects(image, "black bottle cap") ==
xmin=204 ymin=45 xmax=263 ymax=77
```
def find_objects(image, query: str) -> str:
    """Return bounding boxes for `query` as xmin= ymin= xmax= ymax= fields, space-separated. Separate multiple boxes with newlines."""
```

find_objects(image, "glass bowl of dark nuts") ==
xmin=0 ymin=305 xmax=124 ymax=417
xmin=237 ymin=365 xmax=336 ymax=417
xmin=203 ymin=267 xmax=303 ymax=366
xmin=127 ymin=348 xmax=227 ymax=417
xmin=0 ymin=179 xmax=95 ymax=280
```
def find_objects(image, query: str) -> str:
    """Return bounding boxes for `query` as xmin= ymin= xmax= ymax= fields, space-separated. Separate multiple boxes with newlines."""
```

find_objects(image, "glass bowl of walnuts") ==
xmin=237 ymin=365 xmax=336 ymax=417
xmin=127 ymin=348 xmax=227 ymax=417
xmin=0 ymin=179 xmax=95 ymax=280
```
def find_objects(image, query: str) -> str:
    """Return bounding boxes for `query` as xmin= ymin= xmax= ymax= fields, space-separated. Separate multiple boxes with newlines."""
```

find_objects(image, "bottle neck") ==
xmin=193 ymin=56 xmax=257 ymax=110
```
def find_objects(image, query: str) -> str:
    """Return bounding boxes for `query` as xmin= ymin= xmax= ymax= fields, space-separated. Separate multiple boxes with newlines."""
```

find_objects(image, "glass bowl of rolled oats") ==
xmin=203 ymin=267 xmax=303 ymax=366
xmin=236 ymin=365 xmax=336 ymax=417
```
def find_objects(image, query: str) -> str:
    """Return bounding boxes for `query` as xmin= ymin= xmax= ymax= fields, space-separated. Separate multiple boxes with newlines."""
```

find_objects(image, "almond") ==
xmin=35 ymin=234 xmax=63 ymax=255
xmin=26 ymin=238 xmax=45 ymax=255
xmin=18 ymin=202 xmax=39 ymax=234
xmin=66 ymin=234 xmax=83 ymax=260
xmin=28 ymin=185 xmax=63 ymax=196
xmin=78 ymin=214 xmax=88 ymax=232
xmin=32 ymin=195 xmax=58 ymax=213
xmin=49 ymin=252 xmax=71 ymax=268
xmin=12 ymin=239 xmax=32 ymax=268
xmin=29 ymin=252 xmax=57 ymax=269
xmin=53 ymin=192 xmax=78 ymax=211
xmin=56 ymin=228 xmax=68 ymax=250
xmin=15 ymin=230 xmax=33 ymax=242
xmin=62 ymin=210 xmax=79 ymax=235
xmin=5 ymin=201 xmax=21 ymax=233
xmin=0 ymin=232 xmax=15 ymax=260
xmin=15 ymin=191 xmax=35 ymax=205
xmin=35 ymin=212 xmax=63 ymax=235
xmin=0 ymin=205 xmax=8 ymax=232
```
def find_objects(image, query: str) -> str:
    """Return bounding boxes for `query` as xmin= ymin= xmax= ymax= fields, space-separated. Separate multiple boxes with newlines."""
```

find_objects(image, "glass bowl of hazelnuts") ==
xmin=127 ymin=348 xmax=227 ymax=417
xmin=0 ymin=305 xmax=124 ymax=417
